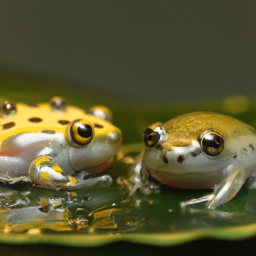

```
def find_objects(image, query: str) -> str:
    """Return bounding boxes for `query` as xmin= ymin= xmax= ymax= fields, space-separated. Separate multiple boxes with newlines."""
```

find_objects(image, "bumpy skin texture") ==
xmin=141 ymin=112 xmax=256 ymax=209
xmin=0 ymin=101 xmax=122 ymax=189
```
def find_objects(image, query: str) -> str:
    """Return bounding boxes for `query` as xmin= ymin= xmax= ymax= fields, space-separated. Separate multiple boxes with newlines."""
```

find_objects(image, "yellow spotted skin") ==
xmin=40 ymin=172 xmax=49 ymax=180
xmin=68 ymin=176 xmax=77 ymax=186
xmin=52 ymin=165 xmax=64 ymax=174
xmin=0 ymin=99 xmax=122 ymax=189
xmin=33 ymin=156 xmax=52 ymax=168
xmin=0 ymin=103 xmax=116 ymax=147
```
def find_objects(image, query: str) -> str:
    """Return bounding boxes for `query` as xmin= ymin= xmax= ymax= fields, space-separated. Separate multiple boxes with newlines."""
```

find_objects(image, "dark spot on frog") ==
xmin=191 ymin=149 xmax=201 ymax=157
xmin=41 ymin=130 xmax=56 ymax=134
xmin=249 ymin=144 xmax=255 ymax=150
xmin=160 ymin=151 xmax=168 ymax=164
xmin=156 ymin=144 xmax=163 ymax=150
xmin=94 ymin=123 xmax=104 ymax=129
xmin=29 ymin=117 xmax=42 ymax=123
xmin=243 ymin=148 xmax=247 ymax=151
xmin=233 ymin=155 xmax=237 ymax=158
xmin=177 ymin=155 xmax=184 ymax=164
xmin=3 ymin=122 xmax=15 ymax=129
xmin=58 ymin=120 xmax=70 ymax=125
xmin=50 ymin=152 xmax=59 ymax=158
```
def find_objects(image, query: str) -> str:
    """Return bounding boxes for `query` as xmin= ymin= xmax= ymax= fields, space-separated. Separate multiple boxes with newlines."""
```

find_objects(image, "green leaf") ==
xmin=0 ymin=66 xmax=256 ymax=249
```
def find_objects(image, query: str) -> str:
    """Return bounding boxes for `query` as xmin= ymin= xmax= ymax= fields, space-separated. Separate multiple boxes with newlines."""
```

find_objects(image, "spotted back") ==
xmin=0 ymin=102 xmax=115 ymax=147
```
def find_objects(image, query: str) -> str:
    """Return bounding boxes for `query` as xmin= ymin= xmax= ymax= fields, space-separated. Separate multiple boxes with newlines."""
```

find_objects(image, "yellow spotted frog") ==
xmin=131 ymin=112 xmax=256 ymax=209
xmin=0 ymin=97 xmax=121 ymax=190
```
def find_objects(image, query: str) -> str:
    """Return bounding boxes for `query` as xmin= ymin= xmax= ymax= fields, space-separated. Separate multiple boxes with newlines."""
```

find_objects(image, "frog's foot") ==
xmin=29 ymin=156 xmax=112 ymax=190
xmin=117 ymin=176 xmax=141 ymax=195
xmin=180 ymin=166 xmax=246 ymax=209
xmin=119 ymin=151 xmax=151 ymax=196
xmin=117 ymin=176 xmax=159 ymax=196
xmin=180 ymin=195 xmax=214 ymax=208
xmin=51 ymin=174 xmax=113 ymax=191
xmin=28 ymin=156 xmax=76 ymax=187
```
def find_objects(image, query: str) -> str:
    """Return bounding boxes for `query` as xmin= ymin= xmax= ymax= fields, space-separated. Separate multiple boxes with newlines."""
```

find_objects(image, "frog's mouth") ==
xmin=73 ymin=157 xmax=115 ymax=174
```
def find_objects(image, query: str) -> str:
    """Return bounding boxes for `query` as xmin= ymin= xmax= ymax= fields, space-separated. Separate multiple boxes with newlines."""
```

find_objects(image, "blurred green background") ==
xmin=0 ymin=1 xmax=256 ymax=102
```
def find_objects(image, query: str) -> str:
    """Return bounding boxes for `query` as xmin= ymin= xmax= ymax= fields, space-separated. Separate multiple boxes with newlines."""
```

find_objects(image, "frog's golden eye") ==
xmin=0 ymin=101 xmax=16 ymax=118
xmin=65 ymin=119 xmax=94 ymax=146
xmin=143 ymin=128 xmax=160 ymax=148
xmin=200 ymin=131 xmax=224 ymax=156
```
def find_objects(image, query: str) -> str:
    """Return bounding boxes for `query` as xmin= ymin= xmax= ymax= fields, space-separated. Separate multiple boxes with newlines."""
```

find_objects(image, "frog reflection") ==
xmin=0 ymin=187 xmax=136 ymax=233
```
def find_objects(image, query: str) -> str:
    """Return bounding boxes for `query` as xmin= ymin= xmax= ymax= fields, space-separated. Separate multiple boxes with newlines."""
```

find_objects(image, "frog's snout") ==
xmin=93 ymin=128 xmax=122 ymax=150
xmin=67 ymin=128 xmax=122 ymax=171
xmin=106 ymin=130 xmax=122 ymax=144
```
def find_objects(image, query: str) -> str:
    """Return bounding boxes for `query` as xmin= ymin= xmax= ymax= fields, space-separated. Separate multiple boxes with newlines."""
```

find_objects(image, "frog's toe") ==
xmin=35 ymin=174 xmax=113 ymax=191
xmin=75 ymin=175 xmax=112 ymax=189
xmin=180 ymin=195 xmax=214 ymax=208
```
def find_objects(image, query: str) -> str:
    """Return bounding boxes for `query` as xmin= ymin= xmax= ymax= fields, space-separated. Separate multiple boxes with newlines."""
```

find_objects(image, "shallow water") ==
xmin=1 ymin=146 xmax=256 ymax=239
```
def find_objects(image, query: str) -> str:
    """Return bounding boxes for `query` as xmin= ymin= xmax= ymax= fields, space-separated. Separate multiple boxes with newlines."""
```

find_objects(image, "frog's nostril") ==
xmin=94 ymin=123 xmax=104 ymax=129
xmin=58 ymin=120 xmax=70 ymax=125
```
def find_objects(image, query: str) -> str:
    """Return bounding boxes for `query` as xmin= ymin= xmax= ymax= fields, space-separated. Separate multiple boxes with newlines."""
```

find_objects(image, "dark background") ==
xmin=0 ymin=1 xmax=255 ymax=102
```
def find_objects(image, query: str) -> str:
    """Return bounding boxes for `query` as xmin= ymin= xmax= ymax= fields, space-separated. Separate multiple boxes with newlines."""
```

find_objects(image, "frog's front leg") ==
xmin=28 ymin=156 xmax=77 ymax=187
xmin=128 ymin=152 xmax=148 ymax=185
xmin=28 ymin=156 xmax=113 ymax=189
xmin=118 ymin=151 xmax=158 ymax=195
xmin=181 ymin=166 xmax=247 ymax=209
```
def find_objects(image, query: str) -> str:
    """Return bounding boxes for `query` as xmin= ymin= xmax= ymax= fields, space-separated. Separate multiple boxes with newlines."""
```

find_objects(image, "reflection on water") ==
xmin=0 ymin=185 xmax=142 ymax=234
xmin=1 ymin=146 xmax=256 ymax=236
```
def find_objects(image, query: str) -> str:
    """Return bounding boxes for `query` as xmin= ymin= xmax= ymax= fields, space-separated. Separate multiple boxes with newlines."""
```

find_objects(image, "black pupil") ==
xmin=77 ymin=123 xmax=92 ymax=138
xmin=202 ymin=133 xmax=224 ymax=156
xmin=203 ymin=134 xmax=220 ymax=149
xmin=143 ymin=128 xmax=159 ymax=147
